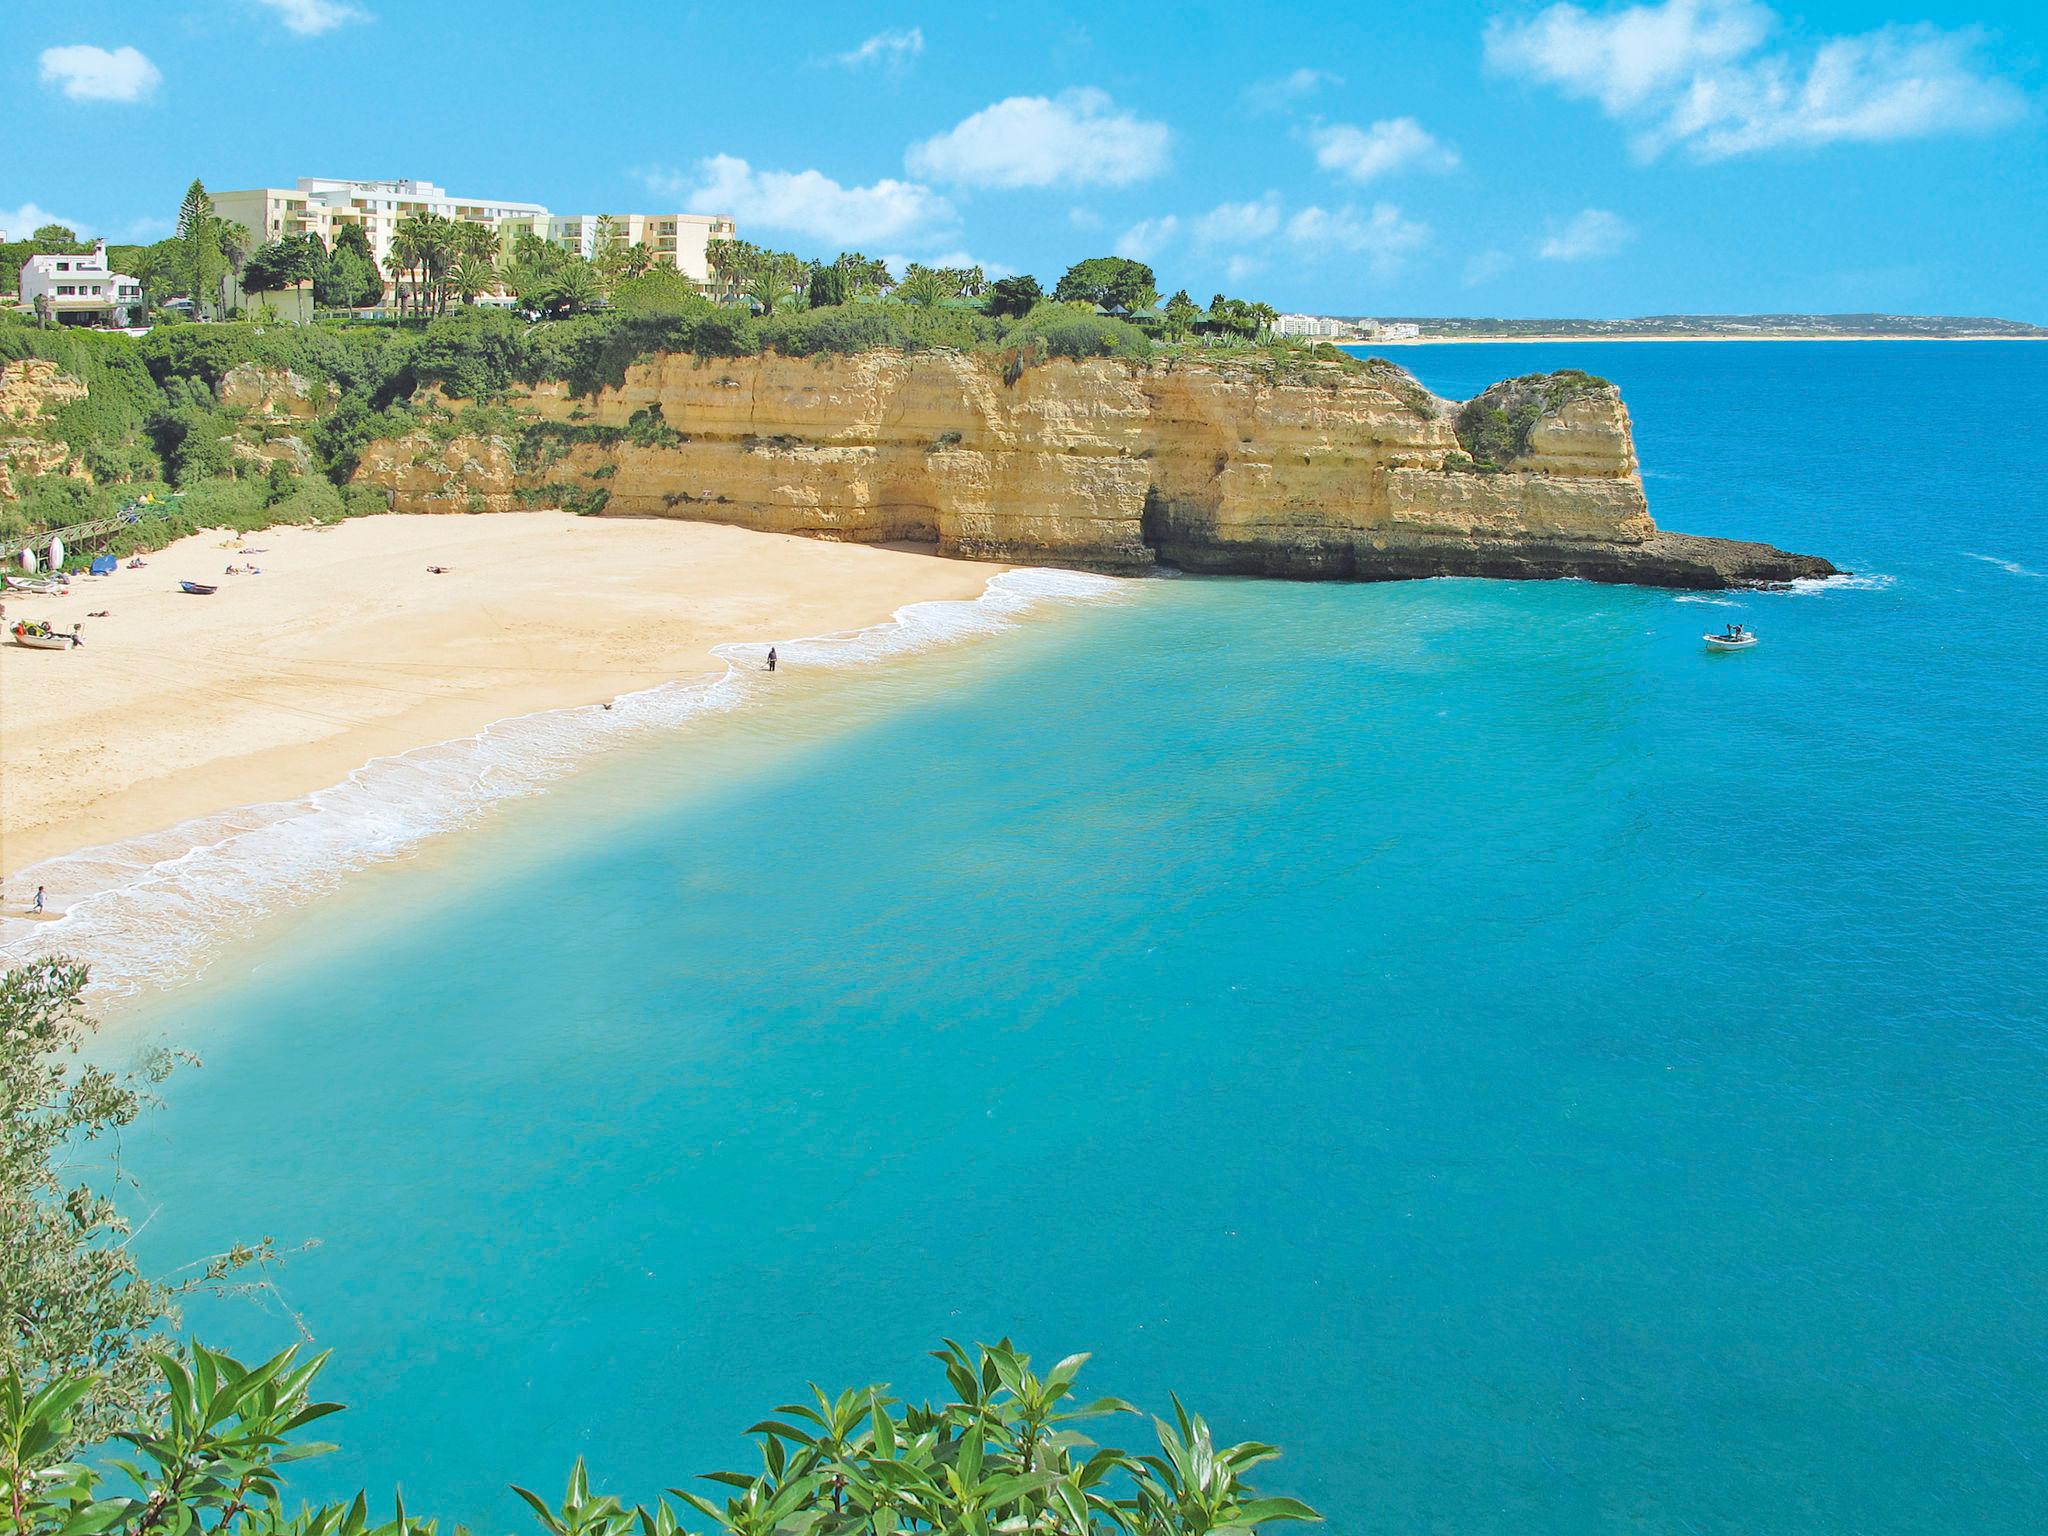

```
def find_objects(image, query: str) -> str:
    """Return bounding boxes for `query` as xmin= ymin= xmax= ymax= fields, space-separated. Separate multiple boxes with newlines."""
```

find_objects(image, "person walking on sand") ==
xmin=767 ymin=647 xmax=777 ymax=672
xmin=32 ymin=885 xmax=46 ymax=913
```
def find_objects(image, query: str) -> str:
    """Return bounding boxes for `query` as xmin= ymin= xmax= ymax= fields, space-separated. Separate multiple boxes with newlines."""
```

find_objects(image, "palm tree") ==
xmin=391 ymin=212 xmax=460 ymax=316
xmin=385 ymin=225 xmax=423 ymax=318
xmin=456 ymin=220 xmax=499 ymax=264
xmin=214 ymin=217 xmax=252 ymax=317
xmin=541 ymin=260 xmax=600 ymax=317
xmin=449 ymin=256 xmax=496 ymax=307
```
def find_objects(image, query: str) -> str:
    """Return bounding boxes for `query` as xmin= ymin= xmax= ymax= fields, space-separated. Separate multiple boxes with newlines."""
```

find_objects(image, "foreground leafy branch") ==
xmin=2 ymin=959 xmax=1316 ymax=1535
xmin=1 ymin=1342 xmax=1317 ymax=1536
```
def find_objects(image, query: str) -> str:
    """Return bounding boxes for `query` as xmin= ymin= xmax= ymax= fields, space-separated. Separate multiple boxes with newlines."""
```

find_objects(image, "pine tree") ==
xmin=175 ymin=178 xmax=223 ymax=318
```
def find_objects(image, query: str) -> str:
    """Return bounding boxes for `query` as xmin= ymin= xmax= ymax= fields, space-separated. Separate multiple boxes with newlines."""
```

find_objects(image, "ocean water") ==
xmin=106 ymin=342 xmax=2048 ymax=1534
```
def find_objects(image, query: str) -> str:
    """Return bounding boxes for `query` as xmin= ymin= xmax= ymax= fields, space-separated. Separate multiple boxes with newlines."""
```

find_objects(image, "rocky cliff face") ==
xmin=0 ymin=358 xmax=91 ymax=499
xmin=353 ymin=351 xmax=1834 ymax=589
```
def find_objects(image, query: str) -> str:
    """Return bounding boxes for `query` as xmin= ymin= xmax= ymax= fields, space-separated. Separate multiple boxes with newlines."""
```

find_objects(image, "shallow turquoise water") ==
xmin=122 ymin=343 xmax=2047 ymax=1533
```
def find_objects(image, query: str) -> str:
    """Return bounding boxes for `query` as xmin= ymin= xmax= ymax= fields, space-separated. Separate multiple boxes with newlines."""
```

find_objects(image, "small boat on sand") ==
xmin=180 ymin=581 xmax=218 ymax=595
xmin=11 ymin=623 xmax=76 ymax=651
xmin=5 ymin=575 xmax=62 ymax=594
xmin=1704 ymin=624 xmax=1758 ymax=651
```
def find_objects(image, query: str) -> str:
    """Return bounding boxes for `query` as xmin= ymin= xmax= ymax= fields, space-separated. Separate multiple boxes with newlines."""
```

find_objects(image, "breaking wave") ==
xmin=1962 ymin=552 xmax=2045 ymax=579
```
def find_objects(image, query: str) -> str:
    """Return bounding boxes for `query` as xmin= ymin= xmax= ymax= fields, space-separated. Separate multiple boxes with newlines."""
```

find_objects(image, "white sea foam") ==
xmin=1673 ymin=594 xmax=1740 ymax=607
xmin=1962 ymin=552 xmax=2045 ymax=579
xmin=1772 ymin=570 xmax=1896 ymax=597
xmin=0 ymin=567 xmax=1128 ymax=997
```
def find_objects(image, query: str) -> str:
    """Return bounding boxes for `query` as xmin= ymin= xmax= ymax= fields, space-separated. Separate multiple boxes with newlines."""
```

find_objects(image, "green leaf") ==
xmin=1233 ymin=1496 xmax=1323 ymax=1524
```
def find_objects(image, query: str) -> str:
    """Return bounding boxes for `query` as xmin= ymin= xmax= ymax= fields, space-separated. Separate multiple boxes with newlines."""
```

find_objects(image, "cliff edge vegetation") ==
xmin=1 ymin=300 xmax=1832 ymax=589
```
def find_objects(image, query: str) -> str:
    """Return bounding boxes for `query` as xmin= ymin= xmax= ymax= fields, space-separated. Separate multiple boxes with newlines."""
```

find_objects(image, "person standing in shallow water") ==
xmin=766 ymin=647 xmax=777 ymax=672
xmin=32 ymin=886 xmax=45 ymax=913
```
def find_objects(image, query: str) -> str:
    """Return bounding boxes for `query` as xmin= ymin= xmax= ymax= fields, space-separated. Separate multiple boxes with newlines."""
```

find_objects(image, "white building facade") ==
xmin=17 ymin=242 xmax=143 ymax=325
xmin=1269 ymin=314 xmax=1421 ymax=342
xmin=211 ymin=178 xmax=737 ymax=297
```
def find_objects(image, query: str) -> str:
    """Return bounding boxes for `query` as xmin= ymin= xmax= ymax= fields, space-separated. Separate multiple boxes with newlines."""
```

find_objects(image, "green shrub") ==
xmin=0 ymin=327 xmax=165 ymax=464
xmin=608 ymin=269 xmax=714 ymax=316
xmin=409 ymin=308 xmax=529 ymax=399
xmin=996 ymin=302 xmax=1153 ymax=379
xmin=1453 ymin=369 xmax=1612 ymax=471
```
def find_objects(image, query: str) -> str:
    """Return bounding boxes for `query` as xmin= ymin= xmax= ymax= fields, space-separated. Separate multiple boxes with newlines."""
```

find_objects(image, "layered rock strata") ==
xmin=353 ymin=351 xmax=1835 ymax=589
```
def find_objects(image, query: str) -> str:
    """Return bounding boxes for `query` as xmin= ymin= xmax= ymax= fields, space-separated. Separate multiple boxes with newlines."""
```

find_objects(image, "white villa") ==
xmin=17 ymin=242 xmax=143 ymax=326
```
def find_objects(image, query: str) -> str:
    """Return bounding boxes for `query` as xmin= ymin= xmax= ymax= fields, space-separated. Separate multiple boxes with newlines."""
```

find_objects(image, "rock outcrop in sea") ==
xmin=352 ymin=351 xmax=1834 ymax=589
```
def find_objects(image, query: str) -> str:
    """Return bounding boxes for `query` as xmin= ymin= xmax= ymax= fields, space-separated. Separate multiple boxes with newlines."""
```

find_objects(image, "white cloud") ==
xmin=1179 ymin=194 xmax=1428 ymax=278
xmin=1662 ymin=25 xmax=2030 ymax=158
xmin=1487 ymin=1 xmax=2025 ymax=160
xmin=833 ymin=27 xmax=923 ymax=69
xmin=128 ymin=215 xmax=173 ymax=239
xmin=1538 ymin=208 xmax=1636 ymax=260
xmin=1487 ymin=0 xmax=1771 ymax=114
xmin=1464 ymin=249 xmax=1514 ymax=286
xmin=1243 ymin=68 xmax=1342 ymax=113
xmin=906 ymin=88 xmax=1170 ymax=188
xmin=1305 ymin=117 xmax=1460 ymax=182
xmin=1286 ymin=202 xmax=1431 ymax=276
xmin=37 ymin=45 xmax=160 ymax=103
xmin=1115 ymin=216 xmax=1179 ymax=260
xmin=254 ymin=0 xmax=371 ymax=35
xmin=0 ymin=203 xmax=85 ymax=240
xmin=919 ymin=249 xmax=1013 ymax=278
xmin=1068 ymin=207 xmax=1104 ymax=230
xmin=647 ymin=157 xmax=952 ymax=248
xmin=1193 ymin=196 xmax=1282 ymax=247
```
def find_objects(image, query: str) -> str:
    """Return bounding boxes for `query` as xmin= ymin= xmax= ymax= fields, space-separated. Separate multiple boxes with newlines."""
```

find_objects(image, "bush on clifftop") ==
xmin=1453 ymin=368 xmax=1612 ymax=472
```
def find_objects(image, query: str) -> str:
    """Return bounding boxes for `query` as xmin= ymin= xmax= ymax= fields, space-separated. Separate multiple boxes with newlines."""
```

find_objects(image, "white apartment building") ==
xmin=17 ymin=242 xmax=143 ymax=325
xmin=1270 ymin=314 xmax=1421 ymax=342
xmin=211 ymin=178 xmax=737 ymax=297
xmin=1272 ymin=313 xmax=1342 ymax=338
xmin=498 ymin=212 xmax=736 ymax=285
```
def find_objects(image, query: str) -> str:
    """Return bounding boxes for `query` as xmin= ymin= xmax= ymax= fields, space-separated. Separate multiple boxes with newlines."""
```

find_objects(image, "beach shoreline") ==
xmin=0 ymin=513 xmax=1000 ymax=885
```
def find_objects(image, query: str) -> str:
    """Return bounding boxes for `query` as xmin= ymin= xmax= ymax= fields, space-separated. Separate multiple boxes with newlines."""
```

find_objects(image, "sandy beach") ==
xmin=0 ymin=513 xmax=997 ymax=881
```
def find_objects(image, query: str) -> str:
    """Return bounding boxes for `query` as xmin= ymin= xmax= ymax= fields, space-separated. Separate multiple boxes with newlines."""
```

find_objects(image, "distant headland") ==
xmin=1333 ymin=313 xmax=2048 ymax=344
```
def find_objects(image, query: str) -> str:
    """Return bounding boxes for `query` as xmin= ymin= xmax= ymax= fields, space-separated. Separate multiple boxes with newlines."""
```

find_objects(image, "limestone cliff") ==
xmin=0 ymin=358 xmax=91 ymax=499
xmin=352 ymin=350 xmax=1834 ymax=589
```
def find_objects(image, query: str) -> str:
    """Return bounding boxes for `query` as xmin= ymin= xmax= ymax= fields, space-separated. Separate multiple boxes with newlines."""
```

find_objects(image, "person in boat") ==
xmin=767 ymin=646 xmax=777 ymax=672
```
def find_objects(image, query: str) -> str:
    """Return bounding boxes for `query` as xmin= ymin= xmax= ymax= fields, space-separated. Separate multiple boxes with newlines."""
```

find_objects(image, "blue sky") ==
xmin=9 ymin=0 xmax=2045 ymax=318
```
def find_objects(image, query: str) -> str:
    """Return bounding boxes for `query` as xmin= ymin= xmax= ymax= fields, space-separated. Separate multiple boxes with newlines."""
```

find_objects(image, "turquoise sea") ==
xmin=108 ymin=342 xmax=2046 ymax=1533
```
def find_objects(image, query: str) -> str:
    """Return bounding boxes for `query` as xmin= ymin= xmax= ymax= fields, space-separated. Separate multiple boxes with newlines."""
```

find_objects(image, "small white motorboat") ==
xmin=1704 ymin=626 xmax=1758 ymax=651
